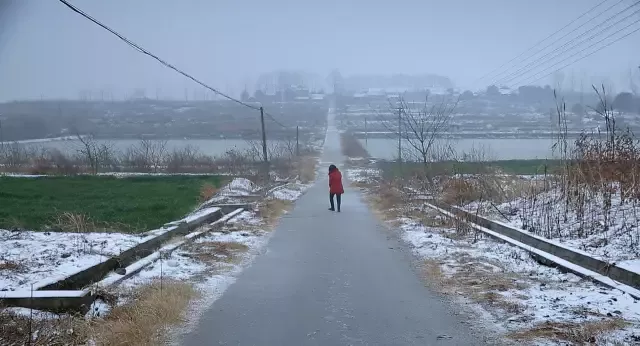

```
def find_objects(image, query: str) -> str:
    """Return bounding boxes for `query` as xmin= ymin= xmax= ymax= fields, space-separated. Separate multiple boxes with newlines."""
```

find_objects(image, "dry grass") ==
xmin=55 ymin=212 xmax=96 ymax=233
xmin=0 ymin=280 xmax=197 ymax=346
xmin=340 ymin=132 xmax=370 ymax=158
xmin=0 ymin=308 xmax=88 ymax=346
xmin=91 ymin=280 xmax=197 ymax=346
xmin=199 ymin=182 xmax=219 ymax=203
xmin=53 ymin=212 xmax=133 ymax=234
xmin=441 ymin=177 xmax=483 ymax=205
xmin=296 ymin=155 xmax=318 ymax=183
xmin=0 ymin=260 xmax=25 ymax=272
xmin=4 ymin=284 xmax=183 ymax=345
xmin=508 ymin=318 xmax=629 ymax=344
xmin=259 ymin=199 xmax=293 ymax=228
xmin=183 ymin=241 xmax=249 ymax=265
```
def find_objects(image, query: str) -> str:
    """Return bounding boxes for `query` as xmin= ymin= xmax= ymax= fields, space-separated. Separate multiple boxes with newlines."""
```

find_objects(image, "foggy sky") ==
xmin=1 ymin=0 xmax=639 ymax=101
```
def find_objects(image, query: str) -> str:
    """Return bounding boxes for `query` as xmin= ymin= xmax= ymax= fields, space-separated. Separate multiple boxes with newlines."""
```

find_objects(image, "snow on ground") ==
xmin=345 ymin=167 xmax=380 ymax=184
xmin=0 ymin=229 xmax=144 ymax=291
xmin=346 ymin=162 xmax=640 ymax=343
xmin=221 ymin=177 xmax=258 ymax=195
xmin=396 ymin=214 xmax=640 ymax=344
xmin=203 ymin=177 xmax=260 ymax=205
xmin=0 ymin=177 xmax=302 ymax=294
xmin=266 ymin=182 xmax=309 ymax=201
xmin=464 ymin=188 xmax=640 ymax=272
xmin=115 ymin=209 xmax=273 ymax=342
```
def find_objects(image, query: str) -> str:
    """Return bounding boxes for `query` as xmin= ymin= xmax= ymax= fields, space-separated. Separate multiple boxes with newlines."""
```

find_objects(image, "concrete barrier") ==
xmin=0 ymin=207 xmax=229 ymax=312
xmin=98 ymin=208 xmax=245 ymax=288
xmin=0 ymin=205 xmax=244 ymax=314
xmin=0 ymin=290 xmax=94 ymax=314
xmin=429 ymin=201 xmax=640 ymax=295
xmin=37 ymin=208 xmax=224 ymax=291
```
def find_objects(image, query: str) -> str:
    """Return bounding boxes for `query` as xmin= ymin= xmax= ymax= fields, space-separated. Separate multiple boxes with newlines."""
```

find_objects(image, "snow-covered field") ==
xmin=0 ymin=230 xmax=145 ymax=291
xmin=464 ymin=188 xmax=640 ymax=272
xmin=347 ymin=167 xmax=640 ymax=344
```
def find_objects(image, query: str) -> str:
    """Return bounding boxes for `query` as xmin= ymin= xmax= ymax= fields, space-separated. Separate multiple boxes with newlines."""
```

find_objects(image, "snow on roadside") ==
xmin=464 ymin=189 xmax=640 ymax=272
xmin=0 ymin=177 xmax=297 ymax=294
xmin=396 ymin=215 xmax=640 ymax=344
xmin=103 ymin=179 xmax=309 ymax=339
xmin=201 ymin=177 xmax=259 ymax=205
xmin=115 ymin=209 xmax=272 ymax=343
xmin=0 ymin=229 xmax=143 ymax=291
xmin=345 ymin=167 xmax=380 ymax=185
xmin=266 ymin=181 xmax=309 ymax=201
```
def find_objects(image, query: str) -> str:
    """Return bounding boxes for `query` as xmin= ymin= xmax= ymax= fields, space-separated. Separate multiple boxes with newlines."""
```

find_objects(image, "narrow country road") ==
xmin=181 ymin=108 xmax=482 ymax=346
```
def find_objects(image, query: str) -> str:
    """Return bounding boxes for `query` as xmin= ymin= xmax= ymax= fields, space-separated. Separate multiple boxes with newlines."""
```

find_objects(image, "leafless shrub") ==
xmin=76 ymin=135 xmax=116 ymax=175
xmin=516 ymin=86 xmax=640 ymax=248
xmin=166 ymin=145 xmax=214 ymax=173
xmin=122 ymin=139 xmax=167 ymax=173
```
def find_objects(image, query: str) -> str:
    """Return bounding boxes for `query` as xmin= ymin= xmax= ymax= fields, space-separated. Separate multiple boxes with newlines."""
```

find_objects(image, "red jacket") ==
xmin=329 ymin=169 xmax=344 ymax=194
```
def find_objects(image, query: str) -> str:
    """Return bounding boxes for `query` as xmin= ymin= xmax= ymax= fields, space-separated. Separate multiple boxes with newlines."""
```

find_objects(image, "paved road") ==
xmin=181 ymin=109 xmax=482 ymax=346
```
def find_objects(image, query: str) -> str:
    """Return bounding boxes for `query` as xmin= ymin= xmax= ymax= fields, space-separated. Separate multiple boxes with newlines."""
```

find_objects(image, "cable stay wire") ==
xmin=493 ymin=1 xmax=640 ymax=87
xmin=58 ymin=0 xmax=260 ymax=111
xmin=512 ymin=19 xmax=640 ymax=87
xmin=470 ymin=0 xmax=615 ymax=88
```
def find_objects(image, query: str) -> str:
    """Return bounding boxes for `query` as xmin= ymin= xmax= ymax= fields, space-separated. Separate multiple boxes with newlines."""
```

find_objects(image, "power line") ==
xmin=471 ymin=0 xmax=614 ymax=88
xmin=488 ymin=0 xmax=627 ymax=86
xmin=57 ymin=0 xmax=259 ymax=111
xmin=513 ymin=19 xmax=640 ymax=87
xmin=493 ymin=1 xmax=640 ymax=87
xmin=263 ymin=110 xmax=288 ymax=128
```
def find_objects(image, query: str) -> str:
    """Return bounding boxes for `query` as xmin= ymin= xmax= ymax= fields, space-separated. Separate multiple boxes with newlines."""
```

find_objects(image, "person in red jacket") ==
xmin=328 ymin=164 xmax=344 ymax=212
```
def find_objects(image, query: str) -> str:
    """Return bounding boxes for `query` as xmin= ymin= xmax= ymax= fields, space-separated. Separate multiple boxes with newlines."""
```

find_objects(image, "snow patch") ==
xmin=0 ymin=229 xmax=143 ymax=291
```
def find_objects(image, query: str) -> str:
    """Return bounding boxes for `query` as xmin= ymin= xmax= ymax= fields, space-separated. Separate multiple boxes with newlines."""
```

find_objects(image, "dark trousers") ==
xmin=330 ymin=193 xmax=342 ymax=211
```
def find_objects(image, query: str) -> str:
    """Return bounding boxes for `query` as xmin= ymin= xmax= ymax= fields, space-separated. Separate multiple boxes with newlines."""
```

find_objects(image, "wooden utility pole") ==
xmin=296 ymin=125 xmax=300 ymax=156
xmin=364 ymin=117 xmax=368 ymax=146
xmin=397 ymin=106 xmax=402 ymax=165
xmin=260 ymin=106 xmax=268 ymax=164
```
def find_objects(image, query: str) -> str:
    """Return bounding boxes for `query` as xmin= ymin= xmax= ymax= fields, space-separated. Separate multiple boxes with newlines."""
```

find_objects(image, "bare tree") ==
xmin=392 ymin=96 xmax=458 ymax=171
xmin=124 ymin=139 xmax=168 ymax=172
xmin=76 ymin=134 xmax=115 ymax=174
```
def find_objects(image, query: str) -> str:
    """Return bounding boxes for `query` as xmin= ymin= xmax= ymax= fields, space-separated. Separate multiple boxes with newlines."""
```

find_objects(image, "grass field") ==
xmin=0 ymin=175 xmax=225 ymax=233
xmin=378 ymin=159 xmax=562 ymax=176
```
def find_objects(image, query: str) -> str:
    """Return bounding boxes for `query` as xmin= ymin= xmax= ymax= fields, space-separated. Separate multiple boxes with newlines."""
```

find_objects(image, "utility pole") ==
xmin=397 ymin=106 xmax=402 ymax=166
xmin=0 ymin=119 xmax=4 ymax=150
xmin=364 ymin=117 xmax=368 ymax=146
xmin=296 ymin=125 xmax=300 ymax=156
xmin=260 ymin=106 xmax=268 ymax=165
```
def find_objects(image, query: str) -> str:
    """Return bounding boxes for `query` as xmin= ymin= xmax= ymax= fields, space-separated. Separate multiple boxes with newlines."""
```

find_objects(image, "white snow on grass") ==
xmin=266 ymin=182 xmax=308 ymax=201
xmin=0 ymin=229 xmax=143 ymax=291
xmin=114 ymin=209 xmax=272 ymax=343
xmin=465 ymin=188 xmax=640 ymax=272
xmin=201 ymin=177 xmax=260 ymax=205
xmin=219 ymin=177 xmax=257 ymax=196
xmin=396 ymin=216 xmax=640 ymax=344
xmin=345 ymin=167 xmax=380 ymax=184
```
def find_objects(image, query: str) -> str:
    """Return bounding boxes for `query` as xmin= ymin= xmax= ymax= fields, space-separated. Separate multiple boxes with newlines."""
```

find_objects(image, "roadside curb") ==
xmin=426 ymin=201 xmax=640 ymax=299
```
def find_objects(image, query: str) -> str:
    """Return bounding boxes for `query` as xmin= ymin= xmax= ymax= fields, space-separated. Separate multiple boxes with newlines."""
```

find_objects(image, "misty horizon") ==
xmin=1 ymin=0 xmax=639 ymax=102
